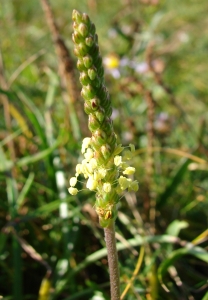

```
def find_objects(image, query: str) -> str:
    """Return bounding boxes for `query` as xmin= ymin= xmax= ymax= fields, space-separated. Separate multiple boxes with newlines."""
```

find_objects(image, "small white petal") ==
xmin=69 ymin=177 xmax=77 ymax=187
xmin=123 ymin=167 xmax=135 ymax=175
xmin=68 ymin=187 xmax=78 ymax=195
xmin=103 ymin=182 xmax=111 ymax=193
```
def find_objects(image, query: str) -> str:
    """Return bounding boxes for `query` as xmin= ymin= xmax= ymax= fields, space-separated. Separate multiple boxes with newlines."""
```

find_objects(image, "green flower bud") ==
xmin=88 ymin=67 xmax=97 ymax=80
xmin=72 ymin=32 xmax=83 ymax=44
xmin=72 ymin=9 xmax=82 ymax=22
xmin=81 ymin=85 xmax=96 ymax=100
xmin=88 ymin=114 xmax=100 ymax=131
xmin=101 ymin=144 xmax=112 ymax=160
xmin=73 ymin=22 xmax=78 ymax=31
xmin=80 ymin=72 xmax=91 ymax=86
xmin=77 ymin=59 xmax=87 ymax=72
xmin=76 ymin=43 xmax=88 ymax=56
xmin=95 ymin=108 xmax=105 ymax=123
xmin=84 ymin=101 xmax=93 ymax=115
xmin=83 ymin=55 xmax=93 ymax=68
xmin=78 ymin=23 xmax=89 ymax=37
xmin=93 ymin=129 xmax=107 ymax=145
xmin=85 ymin=36 xmax=94 ymax=47
xmin=82 ymin=13 xmax=91 ymax=26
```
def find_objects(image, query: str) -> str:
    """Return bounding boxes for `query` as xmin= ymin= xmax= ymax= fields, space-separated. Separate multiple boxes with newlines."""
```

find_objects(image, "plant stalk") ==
xmin=104 ymin=221 xmax=120 ymax=300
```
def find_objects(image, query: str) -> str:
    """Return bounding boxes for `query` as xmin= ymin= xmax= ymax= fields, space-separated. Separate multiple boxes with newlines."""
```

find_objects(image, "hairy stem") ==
xmin=104 ymin=221 xmax=120 ymax=300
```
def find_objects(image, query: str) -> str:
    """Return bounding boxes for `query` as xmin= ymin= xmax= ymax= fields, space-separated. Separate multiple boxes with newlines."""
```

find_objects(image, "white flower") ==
xmin=123 ymin=167 xmax=135 ymax=175
xmin=84 ymin=148 xmax=94 ymax=161
xmin=86 ymin=177 xmax=98 ymax=190
xmin=68 ymin=187 xmax=78 ymax=195
xmin=81 ymin=137 xmax=91 ymax=154
xmin=114 ymin=155 xmax=122 ymax=166
xmin=69 ymin=177 xmax=77 ymax=187
xmin=103 ymin=182 xmax=111 ymax=193
xmin=89 ymin=158 xmax=97 ymax=170
xmin=118 ymin=176 xmax=132 ymax=190
xmin=76 ymin=164 xmax=83 ymax=175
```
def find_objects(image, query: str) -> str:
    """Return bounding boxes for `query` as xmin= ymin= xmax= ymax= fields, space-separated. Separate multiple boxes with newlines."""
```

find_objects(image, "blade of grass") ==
xmin=6 ymin=173 xmax=23 ymax=299
xmin=157 ymin=158 xmax=191 ymax=209
xmin=158 ymin=246 xmax=208 ymax=290
xmin=16 ymin=172 xmax=35 ymax=209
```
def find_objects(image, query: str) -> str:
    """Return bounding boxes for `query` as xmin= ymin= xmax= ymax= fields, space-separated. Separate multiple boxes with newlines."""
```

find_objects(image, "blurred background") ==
xmin=0 ymin=0 xmax=207 ymax=299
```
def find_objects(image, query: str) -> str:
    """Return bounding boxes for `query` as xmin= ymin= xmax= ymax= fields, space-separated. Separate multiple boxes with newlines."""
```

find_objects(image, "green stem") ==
xmin=12 ymin=233 xmax=23 ymax=299
xmin=104 ymin=221 xmax=120 ymax=300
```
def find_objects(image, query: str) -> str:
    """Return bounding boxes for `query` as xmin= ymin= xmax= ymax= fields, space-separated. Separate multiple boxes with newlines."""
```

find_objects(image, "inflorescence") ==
xmin=68 ymin=10 xmax=138 ymax=227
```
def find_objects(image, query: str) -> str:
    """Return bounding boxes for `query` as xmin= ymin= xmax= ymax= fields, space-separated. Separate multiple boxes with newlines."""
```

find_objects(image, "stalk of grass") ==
xmin=5 ymin=174 xmax=23 ymax=300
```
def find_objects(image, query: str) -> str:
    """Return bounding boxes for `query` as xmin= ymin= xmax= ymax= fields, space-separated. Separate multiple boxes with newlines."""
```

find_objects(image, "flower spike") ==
xmin=68 ymin=10 xmax=138 ymax=227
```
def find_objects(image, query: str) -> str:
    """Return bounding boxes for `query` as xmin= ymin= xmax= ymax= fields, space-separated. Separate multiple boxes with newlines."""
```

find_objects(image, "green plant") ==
xmin=68 ymin=10 xmax=139 ymax=299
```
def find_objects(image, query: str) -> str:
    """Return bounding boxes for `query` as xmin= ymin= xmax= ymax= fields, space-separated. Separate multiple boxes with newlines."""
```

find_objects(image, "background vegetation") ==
xmin=0 ymin=0 xmax=207 ymax=299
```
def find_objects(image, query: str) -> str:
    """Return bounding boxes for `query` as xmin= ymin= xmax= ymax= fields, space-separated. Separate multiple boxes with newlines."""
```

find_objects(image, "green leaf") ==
xmin=16 ymin=172 xmax=35 ymax=209
xmin=158 ymin=246 xmax=208 ymax=285
xmin=166 ymin=220 xmax=189 ymax=237
xmin=157 ymin=158 xmax=190 ymax=208
xmin=202 ymin=291 xmax=208 ymax=300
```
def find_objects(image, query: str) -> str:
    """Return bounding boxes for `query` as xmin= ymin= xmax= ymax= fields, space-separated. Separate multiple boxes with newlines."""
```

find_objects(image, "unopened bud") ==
xmin=88 ymin=114 xmax=100 ymax=131
xmin=83 ymin=55 xmax=93 ymax=68
xmin=88 ymin=67 xmax=97 ymax=80
xmin=72 ymin=9 xmax=82 ymax=22
xmin=78 ymin=23 xmax=89 ymax=37
xmin=85 ymin=36 xmax=94 ymax=47
xmin=81 ymin=85 xmax=96 ymax=100
xmin=101 ymin=144 xmax=112 ymax=160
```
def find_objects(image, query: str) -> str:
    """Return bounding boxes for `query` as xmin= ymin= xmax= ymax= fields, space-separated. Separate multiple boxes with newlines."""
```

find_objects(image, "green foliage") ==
xmin=0 ymin=0 xmax=207 ymax=299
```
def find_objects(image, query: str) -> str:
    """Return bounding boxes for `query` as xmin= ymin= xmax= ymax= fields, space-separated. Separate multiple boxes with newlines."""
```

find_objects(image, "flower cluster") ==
xmin=68 ymin=138 xmax=139 ymax=225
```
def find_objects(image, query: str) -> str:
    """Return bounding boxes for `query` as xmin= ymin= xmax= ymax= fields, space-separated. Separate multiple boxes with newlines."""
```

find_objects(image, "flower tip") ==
xmin=72 ymin=9 xmax=82 ymax=22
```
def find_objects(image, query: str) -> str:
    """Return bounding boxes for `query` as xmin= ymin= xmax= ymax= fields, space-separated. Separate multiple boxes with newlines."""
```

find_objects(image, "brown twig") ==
xmin=143 ymin=89 xmax=157 ymax=228
xmin=40 ymin=0 xmax=88 ymax=137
